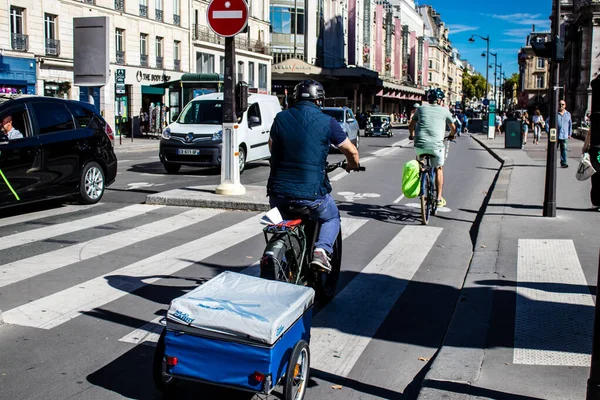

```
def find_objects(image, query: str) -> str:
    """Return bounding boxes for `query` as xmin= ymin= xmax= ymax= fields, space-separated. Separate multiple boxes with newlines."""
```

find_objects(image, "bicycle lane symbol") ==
xmin=337 ymin=192 xmax=381 ymax=202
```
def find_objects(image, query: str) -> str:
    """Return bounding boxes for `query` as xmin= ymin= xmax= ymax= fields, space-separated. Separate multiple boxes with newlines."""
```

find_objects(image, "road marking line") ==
xmin=0 ymin=204 xmax=165 ymax=252
xmin=311 ymin=225 xmax=442 ymax=377
xmin=0 ymin=208 xmax=223 ymax=288
xmin=393 ymin=194 xmax=405 ymax=204
xmin=2 ymin=213 xmax=264 ymax=329
xmin=514 ymin=239 xmax=593 ymax=366
xmin=0 ymin=204 xmax=101 ymax=228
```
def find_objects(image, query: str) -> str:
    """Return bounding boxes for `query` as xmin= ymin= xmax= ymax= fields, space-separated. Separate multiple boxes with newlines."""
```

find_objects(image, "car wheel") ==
xmin=354 ymin=135 xmax=360 ymax=150
xmin=163 ymin=162 xmax=181 ymax=174
xmin=77 ymin=161 xmax=105 ymax=204
xmin=239 ymin=146 xmax=246 ymax=174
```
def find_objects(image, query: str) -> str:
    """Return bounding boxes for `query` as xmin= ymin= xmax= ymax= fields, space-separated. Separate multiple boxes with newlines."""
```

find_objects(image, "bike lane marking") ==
xmin=310 ymin=225 xmax=443 ymax=377
xmin=1 ymin=213 xmax=265 ymax=329
xmin=0 ymin=208 xmax=224 ymax=289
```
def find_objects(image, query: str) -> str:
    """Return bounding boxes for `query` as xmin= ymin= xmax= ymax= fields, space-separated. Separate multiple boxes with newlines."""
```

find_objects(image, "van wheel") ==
xmin=77 ymin=161 xmax=105 ymax=204
xmin=163 ymin=163 xmax=181 ymax=174
xmin=239 ymin=146 xmax=246 ymax=174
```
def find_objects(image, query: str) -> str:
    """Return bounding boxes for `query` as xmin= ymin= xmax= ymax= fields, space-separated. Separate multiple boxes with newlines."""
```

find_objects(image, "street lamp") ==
xmin=487 ymin=52 xmax=498 ymax=107
xmin=469 ymin=34 xmax=490 ymax=103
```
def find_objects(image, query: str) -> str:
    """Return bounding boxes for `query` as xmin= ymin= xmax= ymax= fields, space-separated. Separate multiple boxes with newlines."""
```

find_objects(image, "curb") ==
xmin=0 ymin=310 xmax=3 ymax=325
xmin=416 ymin=135 xmax=513 ymax=399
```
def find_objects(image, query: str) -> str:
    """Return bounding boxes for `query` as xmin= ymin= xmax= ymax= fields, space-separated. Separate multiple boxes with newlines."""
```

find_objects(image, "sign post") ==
xmin=487 ymin=100 xmax=496 ymax=140
xmin=208 ymin=0 xmax=249 ymax=196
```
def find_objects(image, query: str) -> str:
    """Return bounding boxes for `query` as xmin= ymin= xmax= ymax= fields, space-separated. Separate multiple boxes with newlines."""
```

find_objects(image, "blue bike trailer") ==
xmin=162 ymin=271 xmax=315 ymax=394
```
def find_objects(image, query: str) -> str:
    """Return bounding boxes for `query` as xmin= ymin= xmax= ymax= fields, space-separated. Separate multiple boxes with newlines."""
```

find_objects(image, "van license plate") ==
xmin=177 ymin=149 xmax=200 ymax=155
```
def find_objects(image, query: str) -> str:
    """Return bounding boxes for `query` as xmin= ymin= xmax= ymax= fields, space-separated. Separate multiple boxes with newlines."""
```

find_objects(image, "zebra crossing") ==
xmin=0 ymin=202 xmax=593 ymax=377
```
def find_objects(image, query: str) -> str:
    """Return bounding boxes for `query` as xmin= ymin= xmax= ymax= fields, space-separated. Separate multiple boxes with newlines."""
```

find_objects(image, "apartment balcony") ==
xmin=114 ymin=0 xmax=124 ymax=11
xmin=80 ymin=0 xmax=95 ymax=4
xmin=116 ymin=51 xmax=125 ymax=65
xmin=11 ymin=33 xmax=28 ymax=52
xmin=155 ymin=9 xmax=163 ymax=22
xmin=174 ymin=59 xmax=181 ymax=71
xmin=193 ymin=24 xmax=225 ymax=45
xmin=139 ymin=4 xmax=148 ymax=17
xmin=173 ymin=14 xmax=180 ymax=26
xmin=156 ymin=56 xmax=163 ymax=69
xmin=45 ymin=38 xmax=60 ymax=56
xmin=192 ymin=25 xmax=270 ymax=55
xmin=140 ymin=54 xmax=148 ymax=67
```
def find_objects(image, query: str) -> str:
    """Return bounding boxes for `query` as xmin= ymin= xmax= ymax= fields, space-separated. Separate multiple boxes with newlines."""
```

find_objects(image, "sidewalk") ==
xmin=417 ymin=133 xmax=599 ymax=399
xmin=112 ymin=135 xmax=160 ymax=154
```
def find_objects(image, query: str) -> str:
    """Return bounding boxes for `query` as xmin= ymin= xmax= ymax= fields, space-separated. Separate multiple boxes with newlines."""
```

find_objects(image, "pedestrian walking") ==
xmin=495 ymin=114 xmax=503 ymax=135
xmin=532 ymin=109 xmax=545 ymax=145
xmin=557 ymin=100 xmax=573 ymax=168
xmin=521 ymin=111 xmax=530 ymax=147
xmin=582 ymin=119 xmax=599 ymax=209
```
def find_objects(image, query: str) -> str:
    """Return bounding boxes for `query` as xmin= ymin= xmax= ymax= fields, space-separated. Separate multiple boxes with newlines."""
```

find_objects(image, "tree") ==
xmin=462 ymin=71 xmax=488 ymax=101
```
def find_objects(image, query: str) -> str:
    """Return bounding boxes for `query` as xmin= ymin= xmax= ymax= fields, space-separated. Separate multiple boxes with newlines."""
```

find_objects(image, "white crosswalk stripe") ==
xmin=0 ymin=204 xmax=164 ymax=251
xmin=0 ymin=203 xmax=101 ymax=228
xmin=0 ymin=208 xmax=223 ymax=288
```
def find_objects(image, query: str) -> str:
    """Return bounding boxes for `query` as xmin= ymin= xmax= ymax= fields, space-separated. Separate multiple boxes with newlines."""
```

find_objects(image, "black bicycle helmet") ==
xmin=293 ymin=79 xmax=325 ymax=101
xmin=426 ymin=88 xmax=445 ymax=103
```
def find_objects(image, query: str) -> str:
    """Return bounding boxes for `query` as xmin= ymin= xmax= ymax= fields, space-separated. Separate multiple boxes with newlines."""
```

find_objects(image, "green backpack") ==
xmin=402 ymin=160 xmax=420 ymax=198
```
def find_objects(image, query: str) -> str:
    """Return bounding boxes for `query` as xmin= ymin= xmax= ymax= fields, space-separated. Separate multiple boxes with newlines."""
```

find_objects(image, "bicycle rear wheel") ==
xmin=420 ymin=172 xmax=430 ymax=225
xmin=430 ymin=169 xmax=438 ymax=216
xmin=260 ymin=233 xmax=302 ymax=283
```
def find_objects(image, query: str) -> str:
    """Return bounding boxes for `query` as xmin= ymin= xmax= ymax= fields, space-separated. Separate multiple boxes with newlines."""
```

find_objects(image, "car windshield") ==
xmin=322 ymin=109 xmax=344 ymax=123
xmin=178 ymin=100 xmax=223 ymax=124
xmin=370 ymin=116 xmax=388 ymax=124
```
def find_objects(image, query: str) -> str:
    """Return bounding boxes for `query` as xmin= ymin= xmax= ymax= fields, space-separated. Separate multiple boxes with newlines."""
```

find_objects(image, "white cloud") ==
xmin=483 ymin=13 xmax=550 ymax=27
xmin=502 ymin=38 xmax=527 ymax=44
xmin=446 ymin=24 xmax=479 ymax=34
xmin=504 ymin=28 xmax=534 ymax=37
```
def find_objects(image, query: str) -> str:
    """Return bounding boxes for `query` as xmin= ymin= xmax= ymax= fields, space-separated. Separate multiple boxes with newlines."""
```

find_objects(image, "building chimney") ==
xmin=532 ymin=24 xmax=535 ymax=32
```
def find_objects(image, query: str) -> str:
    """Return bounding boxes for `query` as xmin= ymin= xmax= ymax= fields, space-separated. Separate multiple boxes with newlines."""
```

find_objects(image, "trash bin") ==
xmin=505 ymin=119 xmax=522 ymax=148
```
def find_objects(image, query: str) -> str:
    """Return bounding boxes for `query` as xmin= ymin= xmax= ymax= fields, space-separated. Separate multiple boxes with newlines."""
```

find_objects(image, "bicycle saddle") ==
xmin=277 ymin=204 xmax=311 ymax=220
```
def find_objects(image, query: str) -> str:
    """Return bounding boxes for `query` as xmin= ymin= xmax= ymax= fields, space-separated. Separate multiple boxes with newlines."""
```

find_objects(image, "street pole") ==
xmin=586 ymin=75 xmax=600 ymax=400
xmin=485 ymin=38 xmax=490 ymax=101
xmin=215 ymin=36 xmax=246 ymax=195
xmin=542 ymin=0 xmax=560 ymax=217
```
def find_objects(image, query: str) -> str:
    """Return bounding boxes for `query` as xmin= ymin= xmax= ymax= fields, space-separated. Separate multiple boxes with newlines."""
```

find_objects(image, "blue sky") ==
xmin=419 ymin=0 xmax=552 ymax=78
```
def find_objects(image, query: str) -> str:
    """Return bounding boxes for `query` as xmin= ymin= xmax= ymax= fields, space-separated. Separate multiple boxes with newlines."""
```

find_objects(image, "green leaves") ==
xmin=462 ymin=71 xmax=488 ymax=101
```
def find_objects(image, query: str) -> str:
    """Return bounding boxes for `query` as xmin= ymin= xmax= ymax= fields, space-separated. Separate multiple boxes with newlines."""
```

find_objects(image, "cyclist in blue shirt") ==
xmin=267 ymin=80 xmax=360 ymax=272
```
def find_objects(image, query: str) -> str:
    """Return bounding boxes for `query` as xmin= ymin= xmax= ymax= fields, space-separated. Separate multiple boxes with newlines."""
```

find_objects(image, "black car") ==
xmin=0 ymin=95 xmax=117 ymax=210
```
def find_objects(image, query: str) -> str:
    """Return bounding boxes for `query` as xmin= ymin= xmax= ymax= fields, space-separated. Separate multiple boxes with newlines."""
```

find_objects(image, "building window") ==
xmin=270 ymin=6 xmax=304 ymax=34
xmin=10 ymin=7 xmax=28 ymax=51
xmin=115 ymin=0 xmax=125 ymax=11
xmin=197 ymin=52 xmax=214 ymax=73
xmin=220 ymin=56 xmax=225 ymax=74
xmin=156 ymin=37 xmax=163 ymax=68
xmin=173 ymin=0 xmax=180 ymax=25
xmin=258 ymin=63 xmax=267 ymax=89
xmin=428 ymin=72 xmax=432 ymax=82
xmin=115 ymin=28 xmax=125 ymax=64
xmin=44 ymin=14 xmax=60 ymax=56
xmin=155 ymin=0 xmax=163 ymax=21
xmin=139 ymin=0 xmax=148 ymax=17
xmin=248 ymin=61 xmax=255 ymax=87
xmin=140 ymin=33 xmax=148 ymax=66
xmin=174 ymin=40 xmax=181 ymax=70
xmin=537 ymin=58 xmax=545 ymax=69
xmin=428 ymin=60 xmax=432 ymax=69
xmin=536 ymin=74 xmax=545 ymax=89
xmin=237 ymin=61 xmax=244 ymax=82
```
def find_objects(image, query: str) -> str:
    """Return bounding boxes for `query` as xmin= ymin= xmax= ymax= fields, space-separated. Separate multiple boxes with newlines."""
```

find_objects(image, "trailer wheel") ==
xmin=284 ymin=340 xmax=310 ymax=400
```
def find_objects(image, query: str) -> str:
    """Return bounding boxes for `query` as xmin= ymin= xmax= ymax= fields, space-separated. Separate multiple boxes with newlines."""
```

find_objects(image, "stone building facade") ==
xmin=517 ymin=30 xmax=551 ymax=112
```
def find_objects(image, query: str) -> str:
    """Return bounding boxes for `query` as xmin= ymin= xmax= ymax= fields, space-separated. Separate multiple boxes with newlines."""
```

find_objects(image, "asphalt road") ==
xmin=0 ymin=129 xmax=500 ymax=400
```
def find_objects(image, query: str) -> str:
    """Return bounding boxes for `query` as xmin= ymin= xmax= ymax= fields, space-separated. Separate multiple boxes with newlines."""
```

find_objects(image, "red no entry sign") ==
xmin=207 ymin=0 xmax=249 ymax=37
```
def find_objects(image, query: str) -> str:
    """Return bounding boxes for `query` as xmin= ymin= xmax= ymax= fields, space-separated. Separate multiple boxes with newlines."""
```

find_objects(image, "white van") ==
xmin=159 ymin=93 xmax=282 ymax=174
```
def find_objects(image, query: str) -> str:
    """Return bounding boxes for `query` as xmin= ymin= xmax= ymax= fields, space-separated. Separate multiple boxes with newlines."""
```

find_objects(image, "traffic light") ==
xmin=235 ymin=81 xmax=248 ymax=119
xmin=531 ymin=36 xmax=564 ymax=62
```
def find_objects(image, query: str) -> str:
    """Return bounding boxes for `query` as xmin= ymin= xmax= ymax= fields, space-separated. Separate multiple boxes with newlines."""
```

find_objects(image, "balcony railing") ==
xmin=81 ymin=0 xmax=95 ymax=4
xmin=139 ymin=4 xmax=148 ymax=17
xmin=11 ymin=33 xmax=28 ymax=52
xmin=156 ymin=56 xmax=163 ymax=69
xmin=116 ymin=50 xmax=125 ymax=65
xmin=115 ymin=0 xmax=124 ymax=11
xmin=45 ymin=38 xmax=60 ymax=56
xmin=192 ymin=25 xmax=270 ymax=55
xmin=173 ymin=14 xmax=180 ymax=26
xmin=140 ymin=54 xmax=148 ymax=67
xmin=174 ymin=59 xmax=181 ymax=71
xmin=155 ymin=9 xmax=163 ymax=22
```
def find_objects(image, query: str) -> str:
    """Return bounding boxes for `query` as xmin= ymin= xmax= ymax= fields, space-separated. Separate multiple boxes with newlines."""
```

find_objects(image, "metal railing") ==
xmin=45 ymin=38 xmax=60 ymax=56
xmin=11 ymin=33 xmax=28 ymax=52
xmin=115 ymin=0 xmax=124 ymax=11
xmin=139 ymin=4 xmax=148 ymax=17
xmin=140 ymin=54 xmax=148 ymax=67
xmin=192 ymin=25 xmax=270 ymax=54
xmin=173 ymin=14 xmax=180 ymax=26
xmin=155 ymin=9 xmax=163 ymax=22
xmin=156 ymin=56 xmax=163 ymax=69
xmin=81 ymin=0 xmax=95 ymax=4
xmin=174 ymin=59 xmax=181 ymax=71
xmin=116 ymin=50 xmax=125 ymax=64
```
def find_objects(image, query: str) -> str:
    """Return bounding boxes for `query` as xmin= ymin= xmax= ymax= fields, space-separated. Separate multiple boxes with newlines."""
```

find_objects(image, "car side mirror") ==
xmin=347 ymin=118 xmax=355 ymax=123
xmin=171 ymin=113 xmax=180 ymax=122
xmin=249 ymin=115 xmax=260 ymax=127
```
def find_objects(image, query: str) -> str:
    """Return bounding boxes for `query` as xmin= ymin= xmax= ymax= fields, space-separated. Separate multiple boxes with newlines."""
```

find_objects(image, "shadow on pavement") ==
xmin=420 ymin=380 xmax=544 ymax=400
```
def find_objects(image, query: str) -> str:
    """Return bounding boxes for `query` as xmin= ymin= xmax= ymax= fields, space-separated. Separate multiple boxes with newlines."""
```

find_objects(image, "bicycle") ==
xmin=259 ymin=160 xmax=365 ymax=303
xmin=418 ymin=137 xmax=453 ymax=225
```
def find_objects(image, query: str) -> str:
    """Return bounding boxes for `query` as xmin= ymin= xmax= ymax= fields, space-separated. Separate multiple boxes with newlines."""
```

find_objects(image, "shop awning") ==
xmin=181 ymin=73 xmax=223 ymax=83
xmin=142 ymin=86 xmax=165 ymax=95
xmin=0 ymin=79 xmax=28 ymax=86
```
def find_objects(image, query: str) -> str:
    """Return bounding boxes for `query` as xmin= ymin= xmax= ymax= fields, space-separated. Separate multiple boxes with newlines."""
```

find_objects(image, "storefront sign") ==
xmin=116 ymin=69 xmax=126 ymax=84
xmin=116 ymin=83 xmax=126 ymax=94
xmin=272 ymin=59 xmax=321 ymax=75
xmin=136 ymin=70 xmax=171 ymax=83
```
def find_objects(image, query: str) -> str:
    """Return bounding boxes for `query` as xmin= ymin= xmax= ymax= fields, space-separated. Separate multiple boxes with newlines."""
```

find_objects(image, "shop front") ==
xmin=271 ymin=58 xmax=334 ymax=109
xmin=0 ymin=55 xmax=36 ymax=95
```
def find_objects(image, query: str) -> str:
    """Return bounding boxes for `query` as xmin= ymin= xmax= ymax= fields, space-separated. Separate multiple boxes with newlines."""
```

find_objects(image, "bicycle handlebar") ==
xmin=326 ymin=160 xmax=366 ymax=173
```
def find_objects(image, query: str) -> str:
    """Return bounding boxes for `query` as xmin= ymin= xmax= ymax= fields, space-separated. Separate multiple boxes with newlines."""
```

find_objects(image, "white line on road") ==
xmin=310 ymin=225 xmax=442 ymax=377
xmin=0 ymin=208 xmax=223 ymax=288
xmin=393 ymin=194 xmax=405 ymax=204
xmin=514 ymin=239 xmax=593 ymax=367
xmin=2 ymin=213 xmax=265 ymax=329
xmin=0 ymin=204 xmax=165 ymax=252
xmin=0 ymin=204 xmax=101 ymax=228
